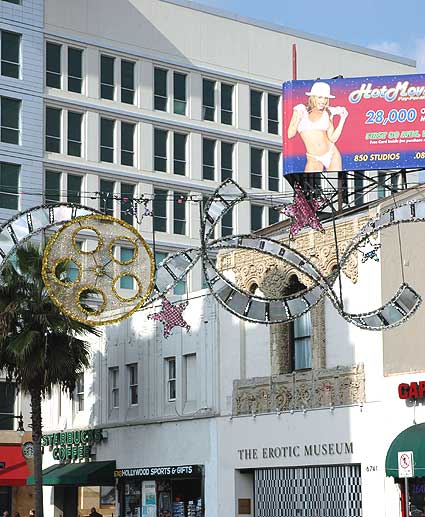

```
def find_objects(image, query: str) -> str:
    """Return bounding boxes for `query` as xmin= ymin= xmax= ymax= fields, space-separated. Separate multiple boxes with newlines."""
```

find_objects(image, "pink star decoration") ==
xmin=283 ymin=184 xmax=325 ymax=238
xmin=148 ymin=298 xmax=191 ymax=338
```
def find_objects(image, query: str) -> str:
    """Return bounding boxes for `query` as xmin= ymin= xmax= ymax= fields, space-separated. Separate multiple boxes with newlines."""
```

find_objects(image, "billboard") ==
xmin=282 ymin=74 xmax=425 ymax=174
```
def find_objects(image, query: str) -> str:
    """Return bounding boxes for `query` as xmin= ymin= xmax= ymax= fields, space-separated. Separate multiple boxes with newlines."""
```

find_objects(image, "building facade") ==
xmin=1 ymin=1 xmax=423 ymax=517
xmin=0 ymin=0 xmax=43 ymax=512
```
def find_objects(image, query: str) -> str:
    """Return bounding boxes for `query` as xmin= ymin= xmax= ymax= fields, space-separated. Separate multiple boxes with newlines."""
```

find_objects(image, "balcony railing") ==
xmin=232 ymin=364 xmax=365 ymax=415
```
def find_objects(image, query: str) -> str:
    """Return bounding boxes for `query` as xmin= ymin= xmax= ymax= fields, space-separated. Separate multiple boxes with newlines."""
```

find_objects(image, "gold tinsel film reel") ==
xmin=42 ymin=214 xmax=155 ymax=326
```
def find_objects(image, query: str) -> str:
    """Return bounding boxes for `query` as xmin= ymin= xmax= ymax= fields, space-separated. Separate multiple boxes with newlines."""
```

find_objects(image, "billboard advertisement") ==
xmin=282 ymin=74 xmax=425 ymax=174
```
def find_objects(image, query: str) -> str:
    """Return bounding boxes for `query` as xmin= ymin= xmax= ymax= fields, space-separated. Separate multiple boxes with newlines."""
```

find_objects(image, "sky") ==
xmin=194 ymin=0 xmax=425 ymax=71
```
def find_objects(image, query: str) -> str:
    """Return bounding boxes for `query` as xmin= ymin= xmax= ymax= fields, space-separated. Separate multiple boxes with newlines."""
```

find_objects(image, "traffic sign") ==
xmin=398 ymin=451 xmax=414 ymax=478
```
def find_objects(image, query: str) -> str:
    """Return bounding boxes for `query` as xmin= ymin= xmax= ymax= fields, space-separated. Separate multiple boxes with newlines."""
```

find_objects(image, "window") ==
xmin=221 ymin=83 xmax=233 ymax=125
xmin=166 ymin=358 xmax=176 ymax=401
xmin=68 ymin=47 xmax=83 ymax=93
xmin=221 ymin=142 xmax=233 ymax=181
xmin=203 ymin=138 xmax=215 ymax=180
xmin=250 ymin=148 xmax=263 ymax=188
xmin=202 ymin=79 xmax=215 ymax=121
xmin=67 ymin=174 xmax=82 ymax=204
xmin=154 ymin=128 xmax=167 ymax=172
xmin=268 ymin=206 xmax=279 ymax=226
xmin=0 ymin=162 xmax=19 ymax=209
xmin=268 ymin=151 xmax=280 ymax=191
xmin=120 ymin=248 xmax=135 ymax=288
xmin=110 ymin=367 xmax=119 ymax=409
xmin=100 ymin=118 xmax=114 ymax=162
xmin=45 ymin=170 xmax=60 ymax=203
xmin=67 ymin=111 xmax=82 ymax=157
xmin=184 ymin=354 xmax=197 ymax=403
xmin=292 ymin=312 xmax=312 ymax=370
xmin=154 ymin=68 xmax=167 ymax=111
xmin=128 ymin=364 xmax=138 ymax=405
xmin=121 ymin=122 xmax=135 ymax=166
xmin=121 ymin=60 xmax=135 ymax=104
xmin=46 ymin=42 xmax=61 ymax=88
xmin=173 ymin=133 xmax=186 ymax=175
xmin=268 ymin=93 xmax=279 ymax=134
xmin=3 ymin=0 xmax=20 ymax=3
xmin=0 ymin=381 xmax=15 ymax=430
xmin=221 ymin=207 xmax=233 ymax=237
xmin=251 ymin=204 xmax=263 ymax=231
xmin=1 ymin=97 xmax=20 ymax=144
xmin=354 ymin=175 xmax=364 ymax=207
xmin=173 ymin=72 xmax=186 ymax=115
xmin=173 ymin=192 xmax=186 ymax=235
xmin=173 ymin=277 xmax=186 ymax=295
xmin=45 ymin=106 xmax=61 ymax=152
xmin=153 ymin=188 xmax=167 ymax=232
xmin=377 ymin=171 xmax=389 ymax=199
xmin=250 ymin=90 xmax=262 ymax=130
xmin=100 ymin=179 xmax=114 ymax=216
xmin=100 ymin=55 xmax=115 ymax=100
xmin=120 ymin=183 xmax=135 ymax=224
xmin=75 ymin=374 xmax=84 ymax=412
xmin=1 ymin=31 xmax=20 ymax=78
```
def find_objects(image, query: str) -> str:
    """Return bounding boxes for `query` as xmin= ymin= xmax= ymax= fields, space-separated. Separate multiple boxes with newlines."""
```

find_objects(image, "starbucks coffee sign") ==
xmin=41 ymin=428 xmax=104 ymax=462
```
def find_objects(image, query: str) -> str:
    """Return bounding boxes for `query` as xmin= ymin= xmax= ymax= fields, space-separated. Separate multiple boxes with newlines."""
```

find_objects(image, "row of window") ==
xmin=108 ymin=358 xmax=177 ymax=410
xmin=44 ymin=106 xmax=282 ymax=187
xmin=45 ymin=42 xmax=281 ymax=133
xmin=0 ymin=161 xmax=281 ymax=235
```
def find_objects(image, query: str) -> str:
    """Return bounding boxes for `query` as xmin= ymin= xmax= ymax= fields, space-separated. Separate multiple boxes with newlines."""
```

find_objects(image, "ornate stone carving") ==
xmin=217 ymin=216 xmax=369 ymax=294
xmin=232 ymin=364 xmax=365 ymax=416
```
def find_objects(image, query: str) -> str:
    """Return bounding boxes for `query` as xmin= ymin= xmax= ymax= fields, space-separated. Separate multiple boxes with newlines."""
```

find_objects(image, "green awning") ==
xmin=27 ymin=461 xmax=116 ymax=486
xmin=386 ymin=423 xmax=425 ymax=477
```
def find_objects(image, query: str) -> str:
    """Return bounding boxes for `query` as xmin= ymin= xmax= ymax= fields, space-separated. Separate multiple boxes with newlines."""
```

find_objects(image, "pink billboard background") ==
xmin=282 ymin=74 xmax=425 ymax=174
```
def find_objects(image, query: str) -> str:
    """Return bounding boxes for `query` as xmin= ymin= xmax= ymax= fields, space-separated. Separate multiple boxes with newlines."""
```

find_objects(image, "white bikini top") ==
xmin=294 ymin=104 xmax=331 ymax=133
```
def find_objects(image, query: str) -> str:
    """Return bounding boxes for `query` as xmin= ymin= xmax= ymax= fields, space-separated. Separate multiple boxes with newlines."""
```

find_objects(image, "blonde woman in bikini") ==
xmin=287 ymin=82 xmax=348 ymax=172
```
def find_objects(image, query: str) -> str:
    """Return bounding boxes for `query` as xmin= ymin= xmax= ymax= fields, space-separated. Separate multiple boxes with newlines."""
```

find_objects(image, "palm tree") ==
xmin=0 ymin=243 xmax=100 ymax=517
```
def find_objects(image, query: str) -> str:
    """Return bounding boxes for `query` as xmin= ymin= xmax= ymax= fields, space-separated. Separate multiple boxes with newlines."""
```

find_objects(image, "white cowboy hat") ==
xmin=305 ymin=82 xmax=335 ymax=98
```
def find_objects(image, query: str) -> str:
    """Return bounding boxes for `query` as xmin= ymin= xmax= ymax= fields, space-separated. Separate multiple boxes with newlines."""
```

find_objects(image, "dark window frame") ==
xmin=46 ymin=42 xmax=61 ymax=88
xmin=250 ymin=90 xmax=262 ymax=131
xmin=121 ymin=121 xmax=135 ymax=166
xmin=1 ymin=30 xmax=20 ymax=79
xmin=100 ymin=118 xmax=115 ymax=163
xmin=100 ymin=55 xmax=115 ymax=100
xmin=121 ymin=59 xmax=135 ymax=105
xmin=0 ymin=161 xmax=19 ymax=210
xmin=45 ymin=106 xmax=61 ymax=152
xmin=67 ymin=47 xmax=83 ymax=93
xmin=67 ymin=111 xmax=82 ymax=157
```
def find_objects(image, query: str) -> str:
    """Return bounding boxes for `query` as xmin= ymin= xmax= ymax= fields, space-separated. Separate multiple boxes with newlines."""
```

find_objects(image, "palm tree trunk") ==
xmin=30 ymin=386 xmax=44 ymax=517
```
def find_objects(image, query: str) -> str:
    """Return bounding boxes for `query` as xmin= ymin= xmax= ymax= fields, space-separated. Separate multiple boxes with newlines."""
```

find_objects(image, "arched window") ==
xmin=287 ymin=275 xmax=312 ymax=371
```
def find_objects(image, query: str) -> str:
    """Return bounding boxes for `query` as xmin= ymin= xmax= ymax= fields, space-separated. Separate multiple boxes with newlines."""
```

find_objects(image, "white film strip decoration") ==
xmin=0 ymin=203 xmax=100 ymax=272
xmin=153 ymin=179 xmax=421 ymax=330
xmin=0 ymin=185 xmax=420 ymax=331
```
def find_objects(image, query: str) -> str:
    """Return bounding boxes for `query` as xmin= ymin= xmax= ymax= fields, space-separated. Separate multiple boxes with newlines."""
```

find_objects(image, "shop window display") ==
xmin=120 ymin=469 xmax=203 ymax=517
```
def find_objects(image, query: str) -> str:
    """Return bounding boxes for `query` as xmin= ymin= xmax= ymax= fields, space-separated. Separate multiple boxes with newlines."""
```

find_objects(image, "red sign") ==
xmin=398 ymin=381 xmax=425 ymax=399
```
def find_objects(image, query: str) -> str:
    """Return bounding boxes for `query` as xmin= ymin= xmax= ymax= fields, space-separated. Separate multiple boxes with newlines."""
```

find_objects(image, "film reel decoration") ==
xmin=41 ymin=214 xmax=155 ymax=326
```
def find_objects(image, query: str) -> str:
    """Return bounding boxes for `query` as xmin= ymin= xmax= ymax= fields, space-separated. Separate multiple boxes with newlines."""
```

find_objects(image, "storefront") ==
xmin=0 ymin=435 xmax=34 ymax=516
xmin=114 ymin=464 xmax=204 ymax=517
xmin=386 ymin=422 xmax=425 ymax=517
xmin=28 ymin=428 xmax=116 ymax=517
